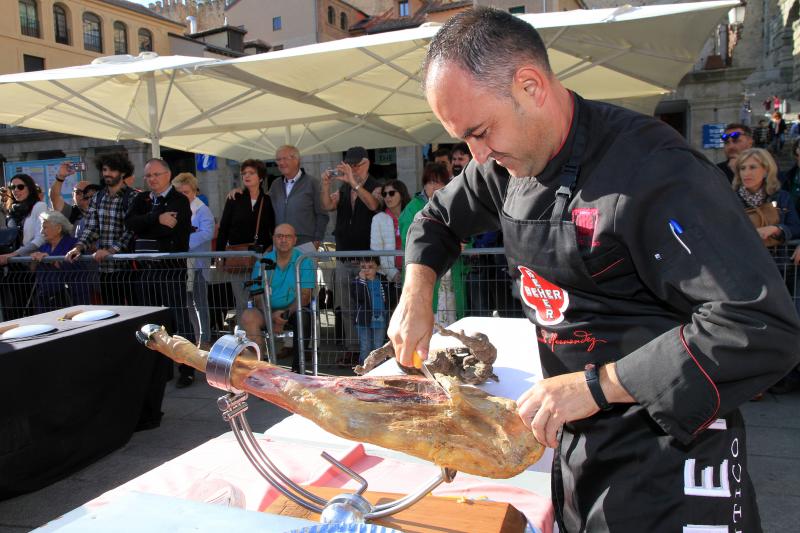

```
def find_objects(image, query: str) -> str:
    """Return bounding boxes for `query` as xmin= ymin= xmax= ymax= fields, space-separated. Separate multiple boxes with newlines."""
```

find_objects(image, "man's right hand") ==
xmin=57 ymin=161 xmax=76 ymax=181
xmin=159 ymin=211 xmax=178 ymax=228
xmin=226 ymin=187 xmax=243 ymax=201
xmin=65 ymin=247 xmax=82 ymax=262
xmin=387 ymin=264 xmax=436 ymax=367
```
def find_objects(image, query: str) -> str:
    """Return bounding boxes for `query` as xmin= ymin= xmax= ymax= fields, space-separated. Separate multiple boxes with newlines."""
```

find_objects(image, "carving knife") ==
xmin=413 ymin=351 xmax=451 ymax=399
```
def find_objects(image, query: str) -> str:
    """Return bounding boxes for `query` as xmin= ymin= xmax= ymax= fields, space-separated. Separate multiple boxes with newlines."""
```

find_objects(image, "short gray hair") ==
xmin=276 ymin=145 xmax=300 ymax=159
xmin=40 ymin=209 xmax=73 ymax=236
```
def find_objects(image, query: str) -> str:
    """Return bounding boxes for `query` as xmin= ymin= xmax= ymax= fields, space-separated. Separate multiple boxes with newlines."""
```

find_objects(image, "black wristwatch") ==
xmin=585 ymin=363 xmax=613 ymax=411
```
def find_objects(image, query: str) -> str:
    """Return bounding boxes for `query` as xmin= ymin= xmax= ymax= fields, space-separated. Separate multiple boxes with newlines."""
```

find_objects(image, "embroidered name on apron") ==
xmin=518 ymin=266 xmax=569 ymax=325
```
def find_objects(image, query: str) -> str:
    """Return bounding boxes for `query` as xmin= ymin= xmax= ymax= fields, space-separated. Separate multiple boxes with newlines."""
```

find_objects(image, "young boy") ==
xmin=351 ymin=256 xmax=389 ymax=364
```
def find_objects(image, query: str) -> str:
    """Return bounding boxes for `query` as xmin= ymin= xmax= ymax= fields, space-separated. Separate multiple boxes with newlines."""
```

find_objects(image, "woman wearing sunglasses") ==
xmin=0 ymin=173 xmax=47 ymax=319
xmin=370 ymin=180 xmax=411 ymax=287
xmin=1 ymin=174 xmax=47 ymax=262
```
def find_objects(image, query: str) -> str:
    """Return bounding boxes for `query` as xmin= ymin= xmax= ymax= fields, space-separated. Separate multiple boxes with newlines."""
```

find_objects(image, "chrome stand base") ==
xmin=208 ymin=332 xmax=456 ymax=525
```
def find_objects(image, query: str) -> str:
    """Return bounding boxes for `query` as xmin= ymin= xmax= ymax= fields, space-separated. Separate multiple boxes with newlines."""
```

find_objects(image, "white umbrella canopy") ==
xmin=0 ymin=53 xmax=224 ymax=157
xmin=0 ymin=2 xmax=738 ymax=160
xmin=179 ymin=0 xmax=740 ymax=158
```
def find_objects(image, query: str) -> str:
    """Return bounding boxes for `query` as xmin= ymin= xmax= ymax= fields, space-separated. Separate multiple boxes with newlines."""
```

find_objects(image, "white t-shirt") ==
xmin=22 ymin=201 xmax=47 ymax=249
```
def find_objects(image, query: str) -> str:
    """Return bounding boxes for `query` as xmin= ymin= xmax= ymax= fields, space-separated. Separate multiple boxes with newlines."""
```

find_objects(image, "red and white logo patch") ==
xmin=518 ymin=266 xmax=569 ymax=326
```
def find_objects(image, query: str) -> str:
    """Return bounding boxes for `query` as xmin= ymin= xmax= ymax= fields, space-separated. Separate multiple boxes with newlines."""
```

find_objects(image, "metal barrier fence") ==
xmin=293 ymin=248 xmax=525 ymax=375
xmin=4 ymin=243 xmax=800 ymax=375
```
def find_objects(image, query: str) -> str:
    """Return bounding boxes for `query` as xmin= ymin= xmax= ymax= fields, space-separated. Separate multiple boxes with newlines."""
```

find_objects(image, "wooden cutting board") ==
xmin=264 ymin=486 xmax=527 ymax=533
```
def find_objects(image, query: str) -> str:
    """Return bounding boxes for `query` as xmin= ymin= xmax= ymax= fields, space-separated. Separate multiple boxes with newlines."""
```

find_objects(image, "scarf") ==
xmin=386 ymin=207 xmax=402 ymax=269
xmin=737 ymin=185 xmax=767 ymax=208
xmin=7 ymin=201 xmax=32 ymax=227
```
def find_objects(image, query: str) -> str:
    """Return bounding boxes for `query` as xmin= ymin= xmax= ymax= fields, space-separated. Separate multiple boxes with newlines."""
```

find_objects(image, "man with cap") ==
xmin=51 ymin=162 xmax=101 ymax=238
xmin=320 ymin=146 xmax=381 ymax=349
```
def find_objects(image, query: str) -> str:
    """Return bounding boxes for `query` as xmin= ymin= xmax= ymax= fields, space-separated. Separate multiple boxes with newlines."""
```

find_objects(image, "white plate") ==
xmin=1 ymin=324 xmax=57 ymax=340
xmin=70 ymin=309 xmax=117 ymax=322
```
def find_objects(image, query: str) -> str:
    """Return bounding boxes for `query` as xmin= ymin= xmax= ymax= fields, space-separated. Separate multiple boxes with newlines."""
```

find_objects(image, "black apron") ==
xmin=500 ymin=109 xmax=761 ymax=532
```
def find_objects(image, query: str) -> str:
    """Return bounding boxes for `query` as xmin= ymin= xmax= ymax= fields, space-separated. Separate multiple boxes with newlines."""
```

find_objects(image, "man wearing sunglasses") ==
xmin=51 ymin=162 xmax=101 ymax=238
xmin=717 ymin=123 xmax=754 ymax=183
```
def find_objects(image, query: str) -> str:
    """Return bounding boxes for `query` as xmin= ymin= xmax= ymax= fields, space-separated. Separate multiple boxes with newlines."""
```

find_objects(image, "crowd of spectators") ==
xmin=2 ymin=135 xmax=800 ymax=392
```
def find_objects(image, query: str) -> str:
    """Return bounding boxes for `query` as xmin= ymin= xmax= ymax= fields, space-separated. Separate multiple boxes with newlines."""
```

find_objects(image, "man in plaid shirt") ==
xmin=66 ymin=153 xmax=137 ymax=305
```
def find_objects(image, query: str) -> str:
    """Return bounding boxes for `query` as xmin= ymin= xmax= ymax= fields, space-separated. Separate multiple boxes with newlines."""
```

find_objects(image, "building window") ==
xmin=113 ymin=21 xmax=128 ymax=54
xmin=53 ymin=4 xmax=69 ymax=44
xmin=340 ymin=12 xmax=348 ymax=30
xmin=399 ymin=0 xmax=410 ymax=17
xmin=83 ymin=12 xmax=102 ymax=52
xmin=138 ymin=28 xmax=153 ymax=52
xmin=272 ymin=16 xmax=282 ymax=31
xmin=23 ymin=54 xmax=45 ymax=72
xmin=509 ymin=6 xmax=525 ymax=14
xmin=19 ymin=0 xmax=39 ymax=38
xmin=328 ymin=6 xmax=335 ymax=25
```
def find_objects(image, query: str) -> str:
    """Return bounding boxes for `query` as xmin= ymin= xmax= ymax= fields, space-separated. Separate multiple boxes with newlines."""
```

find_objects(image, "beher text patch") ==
xmin=518 ymin=266 xmax=569 ymax=325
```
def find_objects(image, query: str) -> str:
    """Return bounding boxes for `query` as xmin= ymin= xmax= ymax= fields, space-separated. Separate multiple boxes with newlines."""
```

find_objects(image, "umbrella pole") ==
xmin=146 ymin=72 xmax=161 ymax=159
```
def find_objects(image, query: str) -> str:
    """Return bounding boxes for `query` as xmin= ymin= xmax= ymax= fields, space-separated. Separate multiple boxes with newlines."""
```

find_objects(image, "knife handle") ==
xmin=412 ymin=350 xmax=423 ymax=369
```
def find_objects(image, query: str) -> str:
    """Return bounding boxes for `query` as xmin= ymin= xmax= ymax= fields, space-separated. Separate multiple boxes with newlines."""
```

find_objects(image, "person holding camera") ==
xmin=320 ymin=146 xmax=381 ymax=350
xmin=216 ymin=159 xmax=276 ymax=319
xmin=240 ymin=223 xmax=315 ymax=373
xmin=50 ymin=161 xmax=101 ymax=238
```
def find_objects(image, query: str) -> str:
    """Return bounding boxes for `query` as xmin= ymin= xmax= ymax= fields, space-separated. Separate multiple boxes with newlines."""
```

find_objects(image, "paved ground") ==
xmin=0 ymin=371 xmax=798 ymax=532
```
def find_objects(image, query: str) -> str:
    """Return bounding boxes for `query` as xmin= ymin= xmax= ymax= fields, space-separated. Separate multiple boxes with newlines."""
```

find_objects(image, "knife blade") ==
xmin=413 ymin=351 xmax=451 ymax=399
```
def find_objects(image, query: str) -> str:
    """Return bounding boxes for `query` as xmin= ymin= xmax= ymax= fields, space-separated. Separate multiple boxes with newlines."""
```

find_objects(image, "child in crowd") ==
xmin=351 ymin=256 xmax=389 ymax=364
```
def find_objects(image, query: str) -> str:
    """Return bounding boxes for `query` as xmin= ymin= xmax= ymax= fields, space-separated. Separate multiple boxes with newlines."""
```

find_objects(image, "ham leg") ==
xmin=140 ymin=327 xmax=545 ymax=479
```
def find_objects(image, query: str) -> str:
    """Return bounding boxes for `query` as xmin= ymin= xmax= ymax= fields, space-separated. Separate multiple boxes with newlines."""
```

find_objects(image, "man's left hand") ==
xmin=516 ymin=372 xmax=600 ymax=448
xmin=93 ymin=249 xmax=113 ymax=262
xmin=336 ymin=162 xmax=354 ymax=187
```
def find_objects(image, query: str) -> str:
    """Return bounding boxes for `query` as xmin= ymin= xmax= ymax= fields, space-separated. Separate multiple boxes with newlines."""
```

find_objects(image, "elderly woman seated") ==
xmin=30 ymin=210 xmax=87 ymax=312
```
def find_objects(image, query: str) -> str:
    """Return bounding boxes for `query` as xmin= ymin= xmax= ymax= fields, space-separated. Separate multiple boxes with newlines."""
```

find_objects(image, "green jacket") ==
xmin=399 ymin=193 xmax=469 ymax=319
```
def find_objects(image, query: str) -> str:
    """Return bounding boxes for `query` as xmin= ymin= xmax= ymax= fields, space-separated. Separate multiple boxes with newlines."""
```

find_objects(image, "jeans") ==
xmin=334 ymin=260 xmax=360 ymax=347
xmin=356 ymin=324 xmax=387 ymax=364
xmin=187 ymin=269 xmax=210 ymax=344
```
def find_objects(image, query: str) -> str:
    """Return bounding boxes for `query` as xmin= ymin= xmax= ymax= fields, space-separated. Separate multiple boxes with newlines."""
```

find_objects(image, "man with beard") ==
xmin=389 ymin=8 xmax=800 ymax=531
xmin=450 ymin=142 xmax=472 ymax=177
xmin=66 ymin=153 xmax=137 ymax=305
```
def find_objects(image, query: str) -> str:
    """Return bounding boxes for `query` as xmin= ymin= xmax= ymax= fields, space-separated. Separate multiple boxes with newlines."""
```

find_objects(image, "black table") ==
xmin=0 ymin=305 xmax=172 ymax=500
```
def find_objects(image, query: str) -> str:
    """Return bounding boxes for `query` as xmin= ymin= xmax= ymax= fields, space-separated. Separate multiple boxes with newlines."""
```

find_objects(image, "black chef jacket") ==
xmin=405 ymin=93 xmax=800 ymax=532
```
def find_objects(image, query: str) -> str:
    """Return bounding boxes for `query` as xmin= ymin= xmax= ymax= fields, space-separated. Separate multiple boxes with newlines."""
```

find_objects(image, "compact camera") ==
xmin=326 ymin=168 xmax=343 ymax=177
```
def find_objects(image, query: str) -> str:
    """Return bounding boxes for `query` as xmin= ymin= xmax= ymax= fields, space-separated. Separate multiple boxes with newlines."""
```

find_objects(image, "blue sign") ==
xmin=702 ymin=123 xmax=727 ymax=149
xmin=3 ymin=156 xmax=82 ymax=205
xmin=195 ymin=153 xmax=217 ymax=171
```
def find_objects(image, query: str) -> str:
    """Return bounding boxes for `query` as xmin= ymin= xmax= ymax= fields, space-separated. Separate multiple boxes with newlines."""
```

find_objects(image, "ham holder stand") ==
xmin=137 ymin=324 xmax=458 ymax=526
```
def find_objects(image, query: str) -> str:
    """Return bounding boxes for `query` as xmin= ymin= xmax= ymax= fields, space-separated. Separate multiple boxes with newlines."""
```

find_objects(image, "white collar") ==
xmin=285 ymin=170 xmax=302 ymax=183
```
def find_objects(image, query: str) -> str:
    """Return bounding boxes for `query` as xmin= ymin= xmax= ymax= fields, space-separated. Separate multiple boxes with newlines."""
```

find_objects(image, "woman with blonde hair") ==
xmin=733 ymin=147 xmax=800 ymax=247
xmin=172 ymin=172 xmax=215 ymax=387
